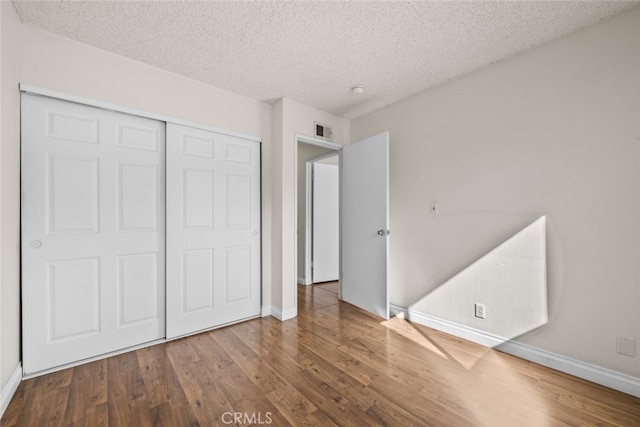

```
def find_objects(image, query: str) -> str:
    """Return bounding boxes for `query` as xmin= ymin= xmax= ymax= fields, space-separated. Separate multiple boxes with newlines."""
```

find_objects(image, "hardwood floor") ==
xmin=3 ymin=282 xmax=640 ymax=426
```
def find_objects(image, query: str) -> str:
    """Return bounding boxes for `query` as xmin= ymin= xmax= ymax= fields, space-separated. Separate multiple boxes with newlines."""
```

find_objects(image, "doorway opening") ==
xmin=295 ymin=136 xmax=341 ymax=302
xmin=305 ymin=152 xmax=340 ymax=286
xmin=294 ymin=132 xmax=390 ymax=319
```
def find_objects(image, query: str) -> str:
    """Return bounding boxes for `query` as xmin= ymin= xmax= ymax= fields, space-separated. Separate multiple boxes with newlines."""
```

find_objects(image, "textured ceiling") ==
xmin=12 ymin=1 xmax=640 ymax=119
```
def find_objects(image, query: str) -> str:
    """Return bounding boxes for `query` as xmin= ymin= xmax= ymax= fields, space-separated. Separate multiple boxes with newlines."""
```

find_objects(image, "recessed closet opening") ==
xmin=20 ymin=87 xmax=262 ymax=376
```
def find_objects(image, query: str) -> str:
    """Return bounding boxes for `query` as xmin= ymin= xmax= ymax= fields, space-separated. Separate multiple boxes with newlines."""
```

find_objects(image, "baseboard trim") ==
xmin=390 ymin=304 xmax=640 ymax=398
xmin=272 ymin=306 xmax=297 ymax=321
xmin=0 ymin=363 xmax=22 ymax=419
xmin=297 ymin=276 xmax=312 ymax=285
xmin=261 ymin=305 xmax=272 ymax=317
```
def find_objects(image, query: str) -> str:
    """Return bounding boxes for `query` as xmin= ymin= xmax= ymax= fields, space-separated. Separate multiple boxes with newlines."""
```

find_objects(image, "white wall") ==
xmin=352 ymin=8 xmax=640 ymax=377
xmin=0 ymin=13 xmax=274 ymax=397
xmin=19 ymin=30 xmax=271 ymax=138
xmin=296 ymin=143 xmax=336 ymax=284
xmin=270 ymin=100 xmax=284 ymax=312
xmin=0 ymin=0 xmax=22 ymax=395
xmin=271 ymin=98 xmax=349 ymax=317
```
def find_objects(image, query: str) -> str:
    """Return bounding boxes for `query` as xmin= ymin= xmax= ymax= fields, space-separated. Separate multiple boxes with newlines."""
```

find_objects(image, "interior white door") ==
xmin=341 ymin=132 xmax=390 ymax=319
xmin=312 ymin=162 xmax=339 ymax=283
xmin=21 ymin=94 xmax=166 ymax=375
xmin=166 ymin=124 xmax=261 ymax=338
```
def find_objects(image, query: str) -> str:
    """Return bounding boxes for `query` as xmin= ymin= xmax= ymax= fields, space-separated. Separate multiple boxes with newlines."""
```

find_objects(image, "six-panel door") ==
xmin=21 ymin=94 xmax=166 ymax=374
xmin=165 ymin=124 xmax=261 ymax=338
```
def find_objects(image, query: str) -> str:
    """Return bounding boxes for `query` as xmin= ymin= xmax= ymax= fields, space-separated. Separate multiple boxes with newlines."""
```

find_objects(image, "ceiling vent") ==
xmin=315 ymin=122 xmax=333 ymax=141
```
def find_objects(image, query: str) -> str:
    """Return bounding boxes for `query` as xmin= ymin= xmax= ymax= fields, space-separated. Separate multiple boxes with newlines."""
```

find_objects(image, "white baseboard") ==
xmin=390 ymin=304 xmax=640 ymax=398
xmin=0 ymin=363 xmax=22 ymax=419
xmin=261 ymin=305 xmax=272 ymax=317
xmin=297 ymin=276 xmax=311 ymax=285
xmin=272 ymin=306 xmax=297 ymax=321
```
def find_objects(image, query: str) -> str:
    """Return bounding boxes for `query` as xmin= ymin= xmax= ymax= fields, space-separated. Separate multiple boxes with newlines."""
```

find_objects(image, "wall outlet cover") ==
xmin=617 ymin=336 xmax=636 ymax=357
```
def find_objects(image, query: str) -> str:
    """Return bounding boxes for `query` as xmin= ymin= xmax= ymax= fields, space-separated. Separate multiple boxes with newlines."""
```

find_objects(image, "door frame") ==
xmin=295 ymin=134 xmax=342 ymax=305
xmin=304 ymin=151 xmax=341 ymax=286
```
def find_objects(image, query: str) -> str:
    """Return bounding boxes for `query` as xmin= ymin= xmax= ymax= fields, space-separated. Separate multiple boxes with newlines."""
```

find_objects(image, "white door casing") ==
xmin=341 ymin=132 xmax=390 ymax=319
xmin=166 ymin=123 xmax=261 ymax=339
xmin=21 ymin=94 xmax=166 ymax=374
xmin=312 ymin=162 xmax=340 ymax=283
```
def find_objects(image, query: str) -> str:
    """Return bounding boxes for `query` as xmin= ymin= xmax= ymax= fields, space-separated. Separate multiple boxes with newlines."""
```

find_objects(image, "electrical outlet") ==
xmin=430 ymin=201 xmax=439 ymax=215
xmin=617 ymin=336 xmax=636 ymax=357
xmin=474 ymin=303 xmax=486 ymax=319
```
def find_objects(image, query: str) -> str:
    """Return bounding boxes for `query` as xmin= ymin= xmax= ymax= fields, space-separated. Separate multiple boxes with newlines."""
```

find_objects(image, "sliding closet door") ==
xmin=21 ymin=94 xmax=166 ymax=375
xmin=166 ymin=124 xmax=261 ymax=338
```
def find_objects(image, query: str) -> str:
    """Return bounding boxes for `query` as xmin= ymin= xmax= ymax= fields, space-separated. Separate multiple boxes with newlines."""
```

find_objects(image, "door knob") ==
xmin=377 ymin=229 xmax=390 ymax=236
xmin=29 ymin=240 xmax=42 ymax=249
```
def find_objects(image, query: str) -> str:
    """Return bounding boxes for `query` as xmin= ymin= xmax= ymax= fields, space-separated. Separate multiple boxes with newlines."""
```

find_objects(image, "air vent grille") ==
xmin=315 ymin=122 xmax=333 ymax=141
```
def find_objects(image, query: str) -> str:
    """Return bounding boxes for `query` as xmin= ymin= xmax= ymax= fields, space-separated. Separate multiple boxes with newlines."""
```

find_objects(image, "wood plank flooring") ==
xmin=3 ymin=282 xmax=640 ymax=426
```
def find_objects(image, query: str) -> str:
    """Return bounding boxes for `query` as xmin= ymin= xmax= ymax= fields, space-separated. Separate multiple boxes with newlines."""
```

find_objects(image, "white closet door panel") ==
xmin=183 ymin=169 xmax=215 ymax=229
xmin=225 ymin=246 xmax=252 ymax=303
xmin=166 ymin=124 xmax=260 ymax=339
xmin=182 ymin=249 xmax=215 ymax=312
xmin=227 ymin=173 xmax=252 ymax=228
xmin=46 ymin=109 xmax=99 ymax=143
xmin=118 ymin=252 xmax=160 ymax=326
xmin=22 ymin=94 xmax=166 ymax=375
xmin=118 ymin=162 xmax=159 ymax=231
xmin=48 ymin=257 xmax=101 ymax=341
xmin=47 ymin=154 xmax=100 ymax=234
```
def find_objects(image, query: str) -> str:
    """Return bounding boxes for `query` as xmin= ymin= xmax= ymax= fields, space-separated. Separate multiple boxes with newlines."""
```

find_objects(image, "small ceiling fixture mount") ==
xmin=351 ymin=84 xmax=365 ymax=95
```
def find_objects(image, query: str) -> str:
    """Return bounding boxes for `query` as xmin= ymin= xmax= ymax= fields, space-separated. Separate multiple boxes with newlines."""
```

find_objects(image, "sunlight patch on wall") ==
xmin=410 ymin=216 xmax=548 ymax=342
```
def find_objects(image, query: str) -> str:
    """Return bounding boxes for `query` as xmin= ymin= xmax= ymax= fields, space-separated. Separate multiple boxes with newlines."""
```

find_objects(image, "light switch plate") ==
xmin=474 ymin=303 xmax=486 ymax=319
xmin=430 ymin=201 xmax=439 ymax=215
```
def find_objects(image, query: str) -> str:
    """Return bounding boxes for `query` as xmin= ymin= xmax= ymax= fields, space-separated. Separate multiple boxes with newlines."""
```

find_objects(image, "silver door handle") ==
xmin=377 ymin=229 xmax=390 ymax=236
